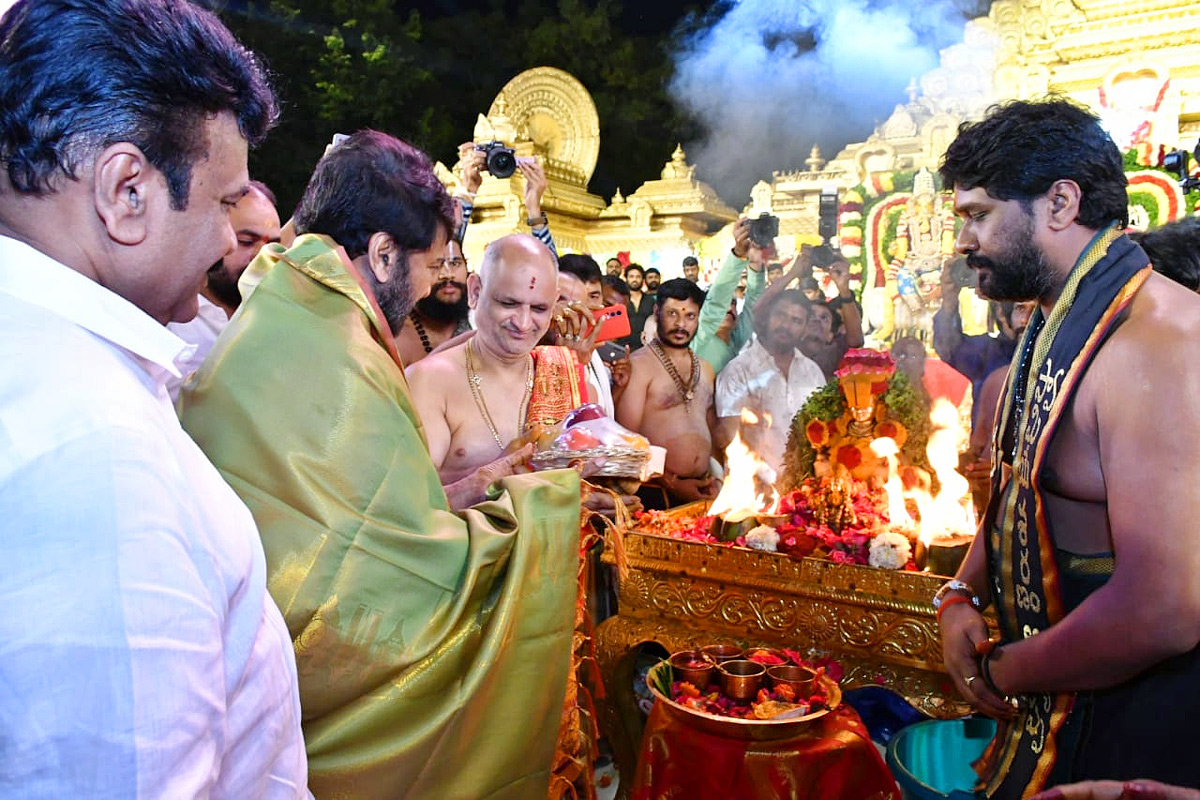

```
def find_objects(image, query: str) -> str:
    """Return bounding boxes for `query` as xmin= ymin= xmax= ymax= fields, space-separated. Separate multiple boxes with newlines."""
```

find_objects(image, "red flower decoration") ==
xmin=806 ymin=419 xmax=828 ymax=445
xmin=876 ymin=421 xmax=898 ymax=439
xmin=836 ymin=445 xmax=862 ymax=469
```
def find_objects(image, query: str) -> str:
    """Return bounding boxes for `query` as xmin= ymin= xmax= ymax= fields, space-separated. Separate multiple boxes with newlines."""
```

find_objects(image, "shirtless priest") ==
xmin=407 ymin=234 xmax=568 ymax=500
xmin=617 ymin=278 xmax=722 ymax=507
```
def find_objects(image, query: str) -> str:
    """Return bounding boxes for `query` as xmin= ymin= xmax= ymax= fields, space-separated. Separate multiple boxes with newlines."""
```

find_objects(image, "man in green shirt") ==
xmin=691 ymin=218 xmax=766 ymax=374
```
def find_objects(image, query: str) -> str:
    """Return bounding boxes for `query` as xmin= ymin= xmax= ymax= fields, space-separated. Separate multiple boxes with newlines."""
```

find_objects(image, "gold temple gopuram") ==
xmin=444 ymin=0 xmax=1199 ymax=348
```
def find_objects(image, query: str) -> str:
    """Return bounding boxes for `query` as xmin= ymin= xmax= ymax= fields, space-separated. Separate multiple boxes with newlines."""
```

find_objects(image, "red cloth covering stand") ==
xmin=632 ymin=701 xmax=901 ymax=800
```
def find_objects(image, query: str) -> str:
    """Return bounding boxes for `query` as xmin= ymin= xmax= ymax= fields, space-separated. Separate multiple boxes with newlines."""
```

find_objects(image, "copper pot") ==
xmin=718 ymin=659 xmax=766 ymax=702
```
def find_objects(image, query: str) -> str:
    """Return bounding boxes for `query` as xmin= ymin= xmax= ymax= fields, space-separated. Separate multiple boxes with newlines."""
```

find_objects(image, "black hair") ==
xmin=0 ymin=0 xmax=277 ymax=210
xmin=558 ymin=253 xmax=603 ymax=285
xmin=654 ymin=277 xmax=706 ymax=309
xmin=644 ymin=267 xmax=661 ymax=276
xmin=248 ymin=178 xmax=276 ymax=208
xmin=292 ymin=130 xmax=454 ymax=260
xmin=939 ymin=98 xmax=1128 ymax=229
xmin=623 ymin=263 xmax=644 ymax=278
xmin=811 ymin=299 xmax=843 ymax=334
xmin=682 ymin=255 xmax=699 ymax=267
xmin=1129 ymin=217 xmax=1200 ymax=292
xmin=773 ymin=288 xmax=811 ymax=311
xmin=602 ymin=274 xmax=629 ymax=297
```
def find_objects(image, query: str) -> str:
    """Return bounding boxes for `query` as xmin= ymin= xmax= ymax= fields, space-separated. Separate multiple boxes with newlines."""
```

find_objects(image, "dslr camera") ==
xmin=811 ymin=244 xmax=842 ymax=268
xmin=475 ymin=141 xmax=517 ymax=179
xmin=747 ymin=212 xmax=779 ymax=248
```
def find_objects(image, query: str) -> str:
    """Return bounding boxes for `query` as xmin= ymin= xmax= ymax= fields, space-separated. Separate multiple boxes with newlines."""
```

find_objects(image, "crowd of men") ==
xmin=4 ymin=0 xmax=1200 ymax=798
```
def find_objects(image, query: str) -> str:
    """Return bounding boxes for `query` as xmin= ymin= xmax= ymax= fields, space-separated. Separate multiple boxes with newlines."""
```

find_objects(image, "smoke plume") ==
xmin=670 ymin=0 xmax=989 ymax=205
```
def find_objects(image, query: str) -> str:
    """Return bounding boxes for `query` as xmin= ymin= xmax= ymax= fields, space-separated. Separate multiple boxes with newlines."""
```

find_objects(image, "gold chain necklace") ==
xmin=466 ymin=338 xmax=533 ymax=451
xmin=649 ymin=338 xmax=699 ymax=409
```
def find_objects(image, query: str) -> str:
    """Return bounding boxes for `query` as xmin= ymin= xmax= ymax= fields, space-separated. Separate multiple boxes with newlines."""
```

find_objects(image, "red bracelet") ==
xmin=936 ymin=593 xmax=973 ymax=622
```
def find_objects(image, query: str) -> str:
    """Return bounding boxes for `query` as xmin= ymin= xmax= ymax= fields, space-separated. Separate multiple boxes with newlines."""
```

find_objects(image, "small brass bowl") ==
xmin=718 ymin=659 xmax=766 ymax=702
xmin=767 ymin=664 xmax=818 ymax=697
xmin=669 ymin=650 xmax=716 ymax=688
xmin=701 ymin=644 xmax=743 ymax=663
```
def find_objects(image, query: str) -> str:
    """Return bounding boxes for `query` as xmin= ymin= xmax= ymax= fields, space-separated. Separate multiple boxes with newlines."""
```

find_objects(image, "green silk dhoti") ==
xmin=180 ymin=235 xmax=581 ymax=799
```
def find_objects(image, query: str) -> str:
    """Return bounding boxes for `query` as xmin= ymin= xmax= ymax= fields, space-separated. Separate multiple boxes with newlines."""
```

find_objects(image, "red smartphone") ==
xmin=593 ymin=304 xmax=631 ymax=342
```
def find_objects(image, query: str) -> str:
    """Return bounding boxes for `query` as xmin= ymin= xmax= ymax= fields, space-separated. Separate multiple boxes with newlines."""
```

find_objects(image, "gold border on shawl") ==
xmin=983 ymin=225 xmax=1140 ymax=797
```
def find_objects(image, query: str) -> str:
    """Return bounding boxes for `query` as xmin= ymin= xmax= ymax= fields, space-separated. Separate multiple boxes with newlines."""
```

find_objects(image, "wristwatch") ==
xmin=932 ymin=579 xmax=982 ymax=610
xmin=527 ymin=211 xmax=548 ymax=227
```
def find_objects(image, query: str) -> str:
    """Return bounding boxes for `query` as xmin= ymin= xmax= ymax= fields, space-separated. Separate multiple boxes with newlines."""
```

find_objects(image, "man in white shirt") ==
xmin=0 ymin=0 xmax=307 ymax=796
xmin=716 ymin=289 xmax=827 ymax=473
xmin=167 ymin=180 xmax=280 ymax=400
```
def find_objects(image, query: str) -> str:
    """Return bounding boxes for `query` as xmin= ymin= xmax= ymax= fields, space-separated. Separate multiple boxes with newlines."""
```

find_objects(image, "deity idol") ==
xmin=780 ymin=348 xmax=931 ymax=493
xmin=871 ymin=168 xmax=956 ymax=346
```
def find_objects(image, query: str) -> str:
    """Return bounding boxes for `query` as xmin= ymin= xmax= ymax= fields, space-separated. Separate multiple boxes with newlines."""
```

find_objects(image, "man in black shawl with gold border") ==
xmin=934 ymin=98 xmax=1200 ymax=798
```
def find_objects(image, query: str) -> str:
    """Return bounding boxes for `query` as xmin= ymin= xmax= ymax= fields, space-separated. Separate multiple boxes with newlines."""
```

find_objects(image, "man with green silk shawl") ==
xmin=179 ymin=131 xmax=582 ymax=799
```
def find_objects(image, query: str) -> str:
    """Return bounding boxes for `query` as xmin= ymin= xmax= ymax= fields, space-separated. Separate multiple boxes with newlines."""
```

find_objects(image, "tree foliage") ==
xmin=208 ymin=0 xmax=699 ymax=214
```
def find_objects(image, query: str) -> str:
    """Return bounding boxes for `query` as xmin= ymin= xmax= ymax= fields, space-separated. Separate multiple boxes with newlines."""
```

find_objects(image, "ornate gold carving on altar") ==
xmin=592 ymin=527 xmax=978 ymax=793
xmin=595 ymin=528 xmax=973 ymax=705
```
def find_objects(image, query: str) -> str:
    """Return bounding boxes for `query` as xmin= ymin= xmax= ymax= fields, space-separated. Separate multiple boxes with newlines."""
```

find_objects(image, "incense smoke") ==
xmin=670 ymin=0 xmax=989 ymax=205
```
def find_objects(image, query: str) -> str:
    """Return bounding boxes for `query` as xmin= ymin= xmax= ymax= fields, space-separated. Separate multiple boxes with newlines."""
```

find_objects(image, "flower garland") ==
xmin=779 ymin=370 xmax=930 ymax=493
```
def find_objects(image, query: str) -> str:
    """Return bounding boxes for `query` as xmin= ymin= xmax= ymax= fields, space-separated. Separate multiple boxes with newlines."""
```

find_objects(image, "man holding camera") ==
xmin=395 ymin=141 xmax=557 ymax=366
xmin=783 ymin=244 xmax=864 ymax=380
xmin=692 ymin=217 xmax=767 ymax=374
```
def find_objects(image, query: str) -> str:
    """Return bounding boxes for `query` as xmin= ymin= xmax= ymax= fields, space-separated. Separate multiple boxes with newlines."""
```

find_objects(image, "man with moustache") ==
xmin=606 ymin=256 xmax=623 ymax=276
xmin=644 ymin=266 xmax=662 ymax=293
xmin=167 ymin=179 xmax=280 ymax=399
xmin=0 ymin=0 xmax=307 ymax=793
xmin=682 ymin=255 xmax=701 ymax=284
xmin=621 ymin=262 xmax=652 ymax=351
xmin=180 ymin=132 xmax=582 ymax=799
xmin=557 ymin=253 xmax=625 ymax=416
xmin=407 ymin=234 xmax=574 ymax=495
xmin=394 ymin=237 xmax=471 ymax=365
xmin=617 ymin=278 xmax=721 ymax=507
xmin=935 ymin=99 xmax=1200 ymax=797
xmin=715 ymin=290 xmax=826 ymax=473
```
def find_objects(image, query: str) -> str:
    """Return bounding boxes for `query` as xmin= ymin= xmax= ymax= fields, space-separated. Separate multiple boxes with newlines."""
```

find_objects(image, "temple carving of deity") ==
xmin=446 ymin=0 xmax=1199 ymax=346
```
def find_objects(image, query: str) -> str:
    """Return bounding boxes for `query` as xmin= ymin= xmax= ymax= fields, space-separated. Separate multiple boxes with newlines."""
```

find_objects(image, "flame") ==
xmin=870 ymin=437 xmax=913 ymax=529
xmin=914 ymin=398 xmax=976 ymax=544
xmin=710 ymin=408 xmax=778 ymax=520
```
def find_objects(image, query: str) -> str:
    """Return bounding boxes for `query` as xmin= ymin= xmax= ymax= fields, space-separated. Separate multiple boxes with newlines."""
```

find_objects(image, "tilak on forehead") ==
xmin=530 ymin=276 xmax=537 ymax=289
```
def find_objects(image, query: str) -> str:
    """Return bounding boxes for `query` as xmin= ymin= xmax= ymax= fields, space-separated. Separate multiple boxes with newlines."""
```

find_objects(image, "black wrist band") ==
xmin=980 ymin=649 xmax=1004 ymax=697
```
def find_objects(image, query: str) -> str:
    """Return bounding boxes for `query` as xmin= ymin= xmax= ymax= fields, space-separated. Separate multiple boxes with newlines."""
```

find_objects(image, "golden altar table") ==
xmin=594 ymin=521 xmax=978 ymax=796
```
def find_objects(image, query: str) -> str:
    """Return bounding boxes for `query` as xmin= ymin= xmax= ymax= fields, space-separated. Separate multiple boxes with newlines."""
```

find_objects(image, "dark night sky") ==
xmin=403 ymin=0 xmax=711 ymax=36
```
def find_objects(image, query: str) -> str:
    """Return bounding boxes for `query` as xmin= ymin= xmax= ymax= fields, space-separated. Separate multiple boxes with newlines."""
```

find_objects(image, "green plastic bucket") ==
xmin=885 ymin=717 xmax=996 ymax=800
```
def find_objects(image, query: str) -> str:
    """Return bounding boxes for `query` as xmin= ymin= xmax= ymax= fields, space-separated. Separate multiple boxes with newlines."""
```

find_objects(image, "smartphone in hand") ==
xmin=596 ymin=342 xmax=627 ymax=363
xmin=593 ymin=304 xmax=631 ymax=342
